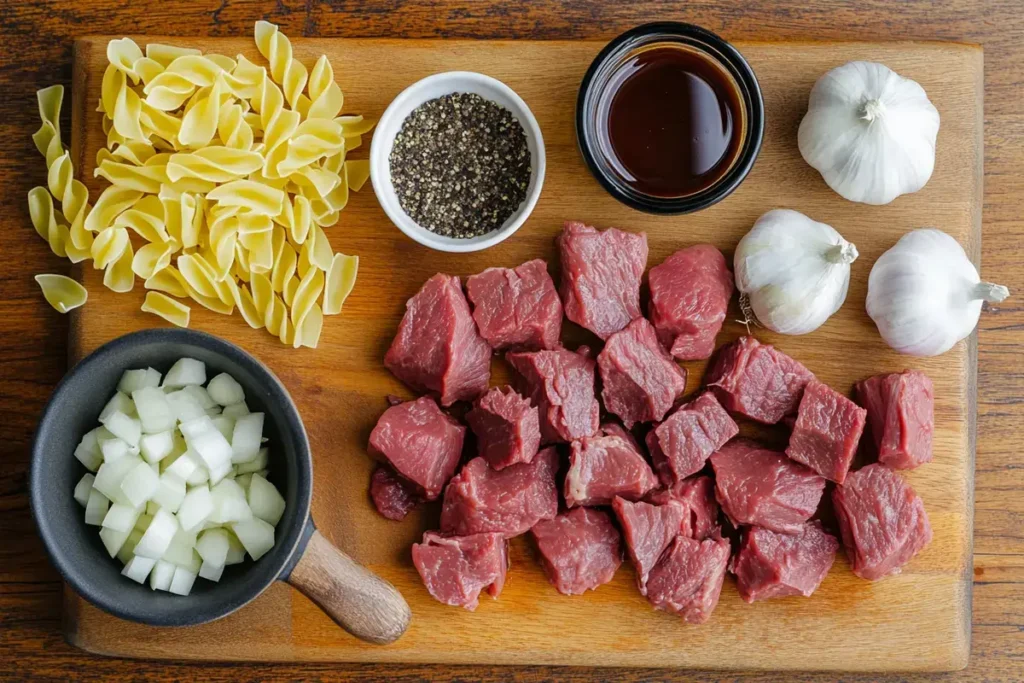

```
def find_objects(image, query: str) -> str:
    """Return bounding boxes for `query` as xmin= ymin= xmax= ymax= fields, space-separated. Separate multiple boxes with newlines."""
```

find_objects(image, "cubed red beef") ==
xmin=507 ymin=347 xmax=600 ymax=443
xmin=384 ymin=274 xmax=491 ymax=406
xmin=440 ymin=448 xmax=559 ymax=538
xmin=598 ymin=317 xmax=688 ymax=428
xmin=710 ymin=439 xmax=825 ymax=534
xmin=647 ymin=475 xmax=720 ymax=541
xmin=369 ymin=465 xmax=422 ymax=521
xmin=832 ymin=464 xmax=932 ymax=580
xmin=368 ymin=396 xmax=465 ymax=500
xmin=705 ymin=336 xmax=816 ymax=424
xmin=465 ymin=386 xmax=541 ymax=470
xmin=787 ymin=380 xmax=867 ymax=484
xmin=646 ymin=392 xmax=738 ymax=485
xmin=465 ymin=259 xmax=563 ymax=351
xmin=648 ymin=244 xmax=734 ymax=360
xmin=411 ymin=532 xmax=508 ymax=611
xmin=730 ymin=522 xmax=839 ymax=603
xmin=600 ymin=422 xmax=641 ymax=450
xmin=855 ymin=370 xmax=934 ymax=470
xmin=564 ymin=432 xmax=658 ymax=507
xmin=531 ymin=507 xmax=623 ymax=595
xmin=612 ymin=496 xmax=685 ymax=595
xmin=557 ymin=221 xmax=648 ymax=340
xmin=645 ymin=533 xmax=731 ymax=624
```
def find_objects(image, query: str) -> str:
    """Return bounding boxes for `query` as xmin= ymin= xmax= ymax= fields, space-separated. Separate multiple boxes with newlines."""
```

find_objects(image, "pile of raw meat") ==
xmin=369 ymin=221 xmax=935 ymax=621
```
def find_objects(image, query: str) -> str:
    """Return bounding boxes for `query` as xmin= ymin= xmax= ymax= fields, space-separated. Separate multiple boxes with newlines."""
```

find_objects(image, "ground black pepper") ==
xmin=389 ymin=93 xmax=532 ymax=238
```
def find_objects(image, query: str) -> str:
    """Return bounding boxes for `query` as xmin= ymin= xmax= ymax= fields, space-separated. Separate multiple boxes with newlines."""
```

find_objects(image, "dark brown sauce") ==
xmin=599 ymin=45 xmax=744 ymax=198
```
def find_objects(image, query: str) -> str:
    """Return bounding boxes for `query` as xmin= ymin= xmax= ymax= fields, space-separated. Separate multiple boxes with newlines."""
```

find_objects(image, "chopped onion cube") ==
xmin=168 ymin=566 xmax=198 ymax=596
xmin=231 ymin=517 xmax=275 ymax=561
xmin=248 ymin=474 xmax=286 ymax=526
xmin=116 ymin=528 xmax=144 ymax=564
xmin=210 ymin=479 xmax=252 ymax=524
xmin=163 ymin=526 xmax=199 ymax=568
xmin=183 ymin=384 xmax=217 ymax=411
xmin=120 ymin=461 xmax=160 ymax=508
xmin=166 ymin=389 xmax=207 ymax=423
xmin=102 ymin=502 xmax=142 ymax=533
xmin=231 ymin=413 xmax=264 ymax=463
xmin=207 ymin=373 xmax=245 ymax=406
xmin=99 ymin=526 xmax=130 ymax=558
xmin=152 ymin=473 xmax=187 ymax=513
xmin=118 ymin=368 xmax=160 ymax=395
xmin=140 ymin=430 xmax=175 ymax=464
xmin=211 ymin=416 xmax=235 ymax=441
xmin=149 ymin=559 xmax=176 ymax=591
xmin=85 ymin=488 xmax=110 ymax=526
xmin=132 ymin=386 xmax=176 ymax=434
xmin=199 ymin=560 xmax=225 ymax=582
xmin=185 ymin=460 xmax=211 ymax=486
xmin=235 ymin=473 xmax=254 ymax=492
xmin=183 ymin=420 xmax=233 ymax=472
xmin=221 ymin=402 xmax=250 ymax=419
xmin=100 ymin=437 xmax=130 ymax=464
xmin=74 ymin=473 xmax=95 ymax=507
xmin=135 ymin=513 xmax=153 ymax=532
xmin=99 ymin=391 xmax=136 ymax=421
xmin=225 ymin=531 xmax=246 ymax=565
xmin=163 ymin=358 xmax=206 ymax=388
xmin=145 ymin=501 xmax=160 ymax=515
xmin=177 ymin=485 xmax=214 ymax=532
xmin=235 ymin=447 xmax=268 ymax=475
xmin=74 ymin=429 xmax=103 ymax=472
xmin=134 ymin=508 xmax=178 ymax=559
xmin=93 ymin=455 xmax=141 ymax=504
xmin=101 ymin=410 xmax=141 ymax=447
xmin=164 ymin=451 xmax=198 ymax=481
xmin=196 ymin=527 xmax=230 ymax=567
xmin=121 ymin=555 xmax=156 ymax=583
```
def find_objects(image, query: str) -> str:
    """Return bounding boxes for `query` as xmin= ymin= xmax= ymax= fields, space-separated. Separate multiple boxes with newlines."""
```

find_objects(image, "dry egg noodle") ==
xmin=28 ymin=21 xmax=370 ymax=348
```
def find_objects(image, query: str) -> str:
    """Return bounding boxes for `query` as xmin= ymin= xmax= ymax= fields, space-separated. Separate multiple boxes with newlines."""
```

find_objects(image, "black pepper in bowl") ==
xmin=389 ymin=93 xmax=532 ymax=239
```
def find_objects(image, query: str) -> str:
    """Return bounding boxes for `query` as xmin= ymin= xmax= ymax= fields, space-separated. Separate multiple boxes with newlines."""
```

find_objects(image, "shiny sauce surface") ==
xmin=600 ymin=45 xmax=744 ymax=198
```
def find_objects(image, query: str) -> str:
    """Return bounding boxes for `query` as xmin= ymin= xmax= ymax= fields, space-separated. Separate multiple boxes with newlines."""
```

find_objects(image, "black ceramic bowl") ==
xmin=30 ymin=329 xmax=409 ymax=643
xmin=576 ymin=22 xmax=765 ymax=215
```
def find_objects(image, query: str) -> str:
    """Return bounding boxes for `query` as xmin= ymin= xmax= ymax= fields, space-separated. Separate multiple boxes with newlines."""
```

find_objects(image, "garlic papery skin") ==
xmin=798 ymin=61 xmax=940 ymax=205
xmin=867 ymin=228 xmax=1010 ymax=357
xmin=734 ymin=209 xmax=858 ymax=335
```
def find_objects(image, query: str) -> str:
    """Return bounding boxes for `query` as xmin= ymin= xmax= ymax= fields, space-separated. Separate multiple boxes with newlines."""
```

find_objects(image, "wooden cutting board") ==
xmin=64 ymin=36 xmax=981 ymax=671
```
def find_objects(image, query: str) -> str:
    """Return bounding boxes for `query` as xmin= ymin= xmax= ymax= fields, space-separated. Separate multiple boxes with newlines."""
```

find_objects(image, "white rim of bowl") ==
xmin=369 ymin=71 xmax=546 ymax=253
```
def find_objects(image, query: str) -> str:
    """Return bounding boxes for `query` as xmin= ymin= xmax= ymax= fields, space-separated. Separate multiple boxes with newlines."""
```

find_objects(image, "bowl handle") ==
xmin=285 ymin=526 xmax=411 ymax=644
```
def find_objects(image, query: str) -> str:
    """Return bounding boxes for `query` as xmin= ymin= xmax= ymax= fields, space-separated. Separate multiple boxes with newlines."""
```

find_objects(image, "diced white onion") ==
xmin=177 ymin=485 xmax=214 ymax=532
xmin=149 ymin=559 xmax=176 ymax=591
xmin=100 ymin=437 xmax=130 ymax=464
xmin=166 ymin=389 xmax=207 ymax=423
xmin=221 ymin=402 xmax=250 ymax=419
xmin=231 ymin=517 xmax=275 ymax=561
xmin=211 ymin=416 xmax=235 ymax=441
xmin=139 ymin=430 xmax=175 ymax=464
xmin=231 ymin=413 xmax=264 ymax=463
xmin=248 ymin=474 xmax=286 ymax=526
xmin=99 ymin=526 xmax=130 ymax=557
xmin=132 ymin=386 xmax=176 ymax=434
xmin=168 ymin=566 xmax=198 ymax=596
xmin=235 ymin=447 xmax=268 ymax=475
xmin=199 ymin=560 xmax=225 ymax=582
xmin=196 ymin=527 xmax=230 ymax=567
xmin=183 ymin=384 xmax=217 ymax=411
xmin=118 ymin=368 xmax=160 ymax=395
xmin=85 ymin=489 xmax=110 ymax=526
xmin=100 ymin=410 xmax=141 ymax=447
xmin=93 ymin=455 xmax=141 ymax=504
xmin=120 ymin=461 xmax=160 ymax=508
xmin=162 ymin=526 xmax=199 ymax=568
xmin=99 ymin=392 xmax=136 ymax=421
xmin=210 ymin=479 xmax=252 ymax=524
xmin=164 ymin=451 xmax=199 ymax=481
xmin=207 ymin=373 xmax=245 ymax=406
xmin=133 ymin=508 xmax=178 ymax=559
xmin=74 ymin=473 xmax=95 ymax=507
xmin=116 ymin=529 xmax=144 ymax=565
xmin=135 ymin=513 xmax=153 ymax=532
xmin=152 ymin=472 xmax=187 ymax=513
xmin=225 ymin=530 xmax=246 ymax=565
xmin=163 ymin=358 xmax=206 ymax=388
xmin=121 ymin=555 xmax=156 ymax=583
xmin=74 ymin=430 xmax=103 ymax=472
xmin=102 ymin=503 xmax=141 ymax=533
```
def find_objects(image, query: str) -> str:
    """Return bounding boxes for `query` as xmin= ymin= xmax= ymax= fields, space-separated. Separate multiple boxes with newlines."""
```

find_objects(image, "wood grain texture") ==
xmin=1 ymin=2 xmax=1022 ymax=682
xmin=63 ymin=35 xmax=978 ymax=671
xmin=287 ymin=529 xmax=412 ymax=645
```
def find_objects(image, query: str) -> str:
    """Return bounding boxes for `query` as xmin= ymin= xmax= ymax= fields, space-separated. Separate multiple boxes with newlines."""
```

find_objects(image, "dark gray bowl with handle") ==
xmin=30 ymin=328 xmax=410 ymax=644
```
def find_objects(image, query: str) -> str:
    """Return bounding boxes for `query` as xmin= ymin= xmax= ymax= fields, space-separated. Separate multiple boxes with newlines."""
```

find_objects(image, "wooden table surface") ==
xmin=1 ymin=1 xmax=1021 ymax=681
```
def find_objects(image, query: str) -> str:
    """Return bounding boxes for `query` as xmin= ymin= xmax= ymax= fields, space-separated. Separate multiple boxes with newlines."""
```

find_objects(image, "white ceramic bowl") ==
xmin=369 ymin=71 xmax=546 ymax=253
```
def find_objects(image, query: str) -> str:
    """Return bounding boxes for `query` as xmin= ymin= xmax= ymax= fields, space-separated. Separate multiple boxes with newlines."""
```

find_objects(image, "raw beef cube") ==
xmin=705 ymin=336 xmax=816 ymax=424
xmin=832 ymin=463 xmax=932 ymax=580
xmin=599 ymin=422 xmax=641 ymax=451
xmin=564 ymin=432 xmax=659 ymax=507
xmin=557 ymin=221 xmax=648 ymax=340
xmin=730 ymin=522 xmax=839 ymax=603
xmin=465 ymin=386 xmax=541 ymax=470
xmin=710 ymin=439 xmax=825 ymax=534
xmin=440 ymin=448 xmax=559 ymax=538
xmin=507 ymin=348 xmax=600 ymax=443
xmin=369 ymin=465 xmax=421 ymax=521
xmin=384 ymin=273 xmax=491 ymax=406
xmin=368 ymin=396 xmax=465 ymax=500
xmin=648 ymin=245 xmax=734 ymax=360
xmin=645 ymin=533 xmax=731 ymax=624
xmin=598 ymin=317 xmax=688 ymax=428
xmin=855 ymin=370 xmax=934 ymax=470
xmin=411 ymin=532 xmax=509 ymax=610
xmin=646 ymin=392 xmax=738 ymax=485
xmin=612 ymin=496 xmax=685 ymax=594
xmin=531 ymin=507 xmax=622 ymax=595
xmin=787 ymin=380 xmax=867 ymax=484
xmin=647 ymin=475 xmax=720 ymax=541
xmin=466 ymin=259 xmax=563 ymax=351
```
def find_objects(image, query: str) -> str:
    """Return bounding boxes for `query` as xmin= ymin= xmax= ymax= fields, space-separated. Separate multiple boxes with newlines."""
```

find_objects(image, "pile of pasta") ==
xmin=29 ymin=21 xmax=370 ymax=348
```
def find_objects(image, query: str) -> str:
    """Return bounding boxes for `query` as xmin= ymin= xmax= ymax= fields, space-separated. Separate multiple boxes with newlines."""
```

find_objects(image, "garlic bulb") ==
xmin=798 ymin=61 xmax=940 ymax=205
xmin=734 ymin=209 xmax=858 ymax=335
xmin=867 ymin=228 xmax=1009 ymax=357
